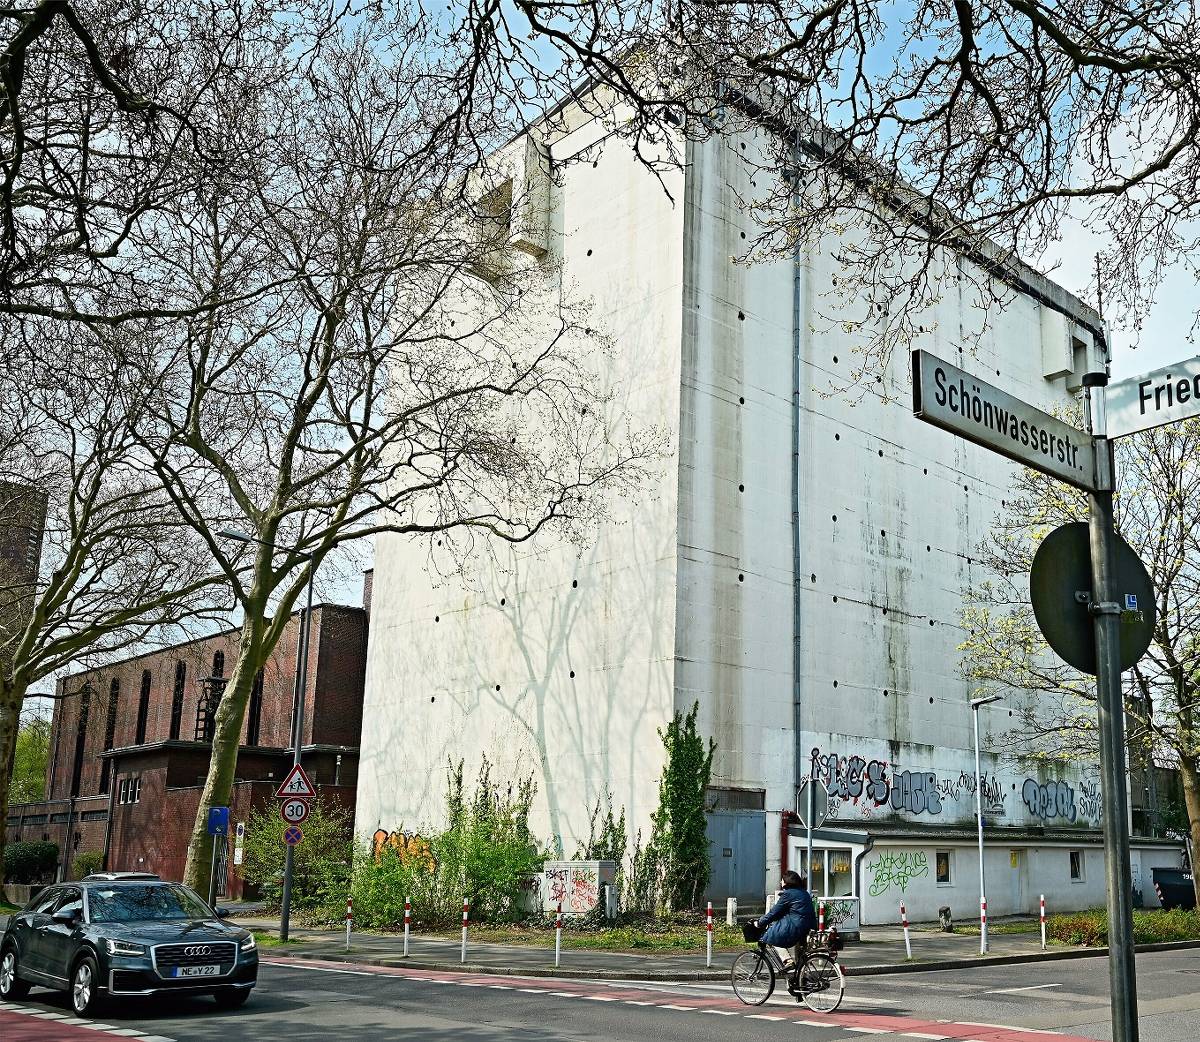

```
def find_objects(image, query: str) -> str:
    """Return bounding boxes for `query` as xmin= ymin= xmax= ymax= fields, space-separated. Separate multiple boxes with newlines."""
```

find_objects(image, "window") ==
xmin=169 ymin=662 xmax=186 ymax=740
xmin=118 ymin=776 xmax=141 ymax=805
xmin=103 ymin=678 xmax=120 ymax=751
xmin=212 ymin=650 xmax=225 ymax=677
xmin=135 ymin=670 xmax=151 ymax=744
xmin=1069 ymin=850 xmax=1085 ymax=882
xmin=28 ymin=887 xmax=62 ymax=914
xmin=246 ymin=669 xmax=264 ymax=746
xmin=70 ymin=685 xmax=92 ymax=797
xmin=936 ymin=850 xmax=954 ymax=885
xmin=54 ymin=889 xmax=83 ymax=921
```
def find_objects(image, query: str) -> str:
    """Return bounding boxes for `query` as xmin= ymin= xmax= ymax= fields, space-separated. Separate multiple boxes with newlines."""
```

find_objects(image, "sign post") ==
xmin=206 ymin=807 xmax=229 ymax=910
xmin=795 ymin=778 xmax=829 ymax=896
xmin=912 ymin=350 xmax=1145 ymax=1042
xmin=274 ymin=762 xmax=316 ymax=943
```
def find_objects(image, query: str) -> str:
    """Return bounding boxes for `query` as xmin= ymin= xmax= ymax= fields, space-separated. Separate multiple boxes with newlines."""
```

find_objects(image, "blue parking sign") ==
xmin=207 ymin=806 xmax=230 ymax=836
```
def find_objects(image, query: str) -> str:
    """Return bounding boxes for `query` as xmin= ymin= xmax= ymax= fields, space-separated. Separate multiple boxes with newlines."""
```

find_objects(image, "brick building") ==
xmin=7 ymin=592 xmax=369 ymax=898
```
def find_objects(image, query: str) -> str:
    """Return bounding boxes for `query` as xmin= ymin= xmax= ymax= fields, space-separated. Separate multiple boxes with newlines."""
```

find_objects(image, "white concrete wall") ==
xmin=355 ymin=117 xmax=687 ymax=854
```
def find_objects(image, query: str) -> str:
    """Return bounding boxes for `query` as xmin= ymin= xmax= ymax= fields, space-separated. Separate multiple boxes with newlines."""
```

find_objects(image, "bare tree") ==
xmin=0 ymin=324 xmax=225 ymax=898
xmin=960 ymin=419 xmax=1200 ymax=905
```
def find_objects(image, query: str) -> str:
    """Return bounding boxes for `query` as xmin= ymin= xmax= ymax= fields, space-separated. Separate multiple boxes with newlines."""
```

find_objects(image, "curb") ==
xmin=262 ymin=937 xmax=1200 ymax=981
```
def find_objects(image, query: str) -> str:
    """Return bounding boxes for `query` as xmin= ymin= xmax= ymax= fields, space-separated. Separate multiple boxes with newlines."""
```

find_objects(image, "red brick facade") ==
xmin=7 ymin=602 xmax=367 ymax=897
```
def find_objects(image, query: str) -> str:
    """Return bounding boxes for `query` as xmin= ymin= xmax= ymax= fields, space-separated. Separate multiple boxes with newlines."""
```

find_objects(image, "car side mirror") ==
xmin=215 ymin=907 xmax=231 ymax=919
xmin=52 ymin=908 xmax=79 ymax=924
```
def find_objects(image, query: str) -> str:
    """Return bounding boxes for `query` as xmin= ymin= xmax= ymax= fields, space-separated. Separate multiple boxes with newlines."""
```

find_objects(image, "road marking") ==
xmin=902 ymin=1034 xmax=949 ymax=1040
xmin=518 ymin=988 xmax=550 ymax=993
xmin=550 ymin=991 xmax=579 ymax=997
xmin=486 ymin=985 xmax=513 ymax=989
xmin=845 ymin=1029 xmax=892 ymax=1035
xmin=623 ymin=1000 xmax=658 ymax=1005
xmin=983 ymin=984 xmax=1063 ymax=995
xmin=584 ymin=995 xmax=617 ymax=1001
xmin=700 ymin=1009 xmax=740 ymax=1015
xmin=746 ymin=1013 xmax=785 ymax=1021
xmin=661 ymin=1003 xmax=697 ymax=1010
xmin=272 ymin=963 xmax=372 ymax=976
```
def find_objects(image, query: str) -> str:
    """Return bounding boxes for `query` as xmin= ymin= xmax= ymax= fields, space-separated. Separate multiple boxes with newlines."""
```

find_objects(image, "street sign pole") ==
xmin=1084 ymin=373 xmax=1139 ymax=1042
xmin=280 ymin=568 xmax=315 ymax=943
xmin=806 ymin=781 xmax=815 ymax=892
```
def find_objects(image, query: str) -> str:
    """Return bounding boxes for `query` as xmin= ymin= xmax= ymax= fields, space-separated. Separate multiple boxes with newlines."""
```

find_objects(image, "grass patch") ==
xmin=426 ymin=920 xmax=747 ymax=954
xmin=919 ymin=918 xmax=1042 ymax=937
xmin=1048 ymin=908 xmax=1200 ymax=947
xmin=0 ymin=900 xmax=20 ymax=914
xmin=252 ymin=930 xmax=305 ymax=948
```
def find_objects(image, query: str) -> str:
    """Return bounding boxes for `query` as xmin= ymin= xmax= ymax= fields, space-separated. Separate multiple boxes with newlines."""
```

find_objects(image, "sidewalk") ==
xmin=235 ymin=914 xmax=1150 ymax=981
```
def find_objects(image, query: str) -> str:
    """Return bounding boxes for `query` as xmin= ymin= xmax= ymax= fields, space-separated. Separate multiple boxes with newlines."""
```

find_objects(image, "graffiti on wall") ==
xmin=820 ymin=898 xmax=858 ymax=927
xmin=866 ymin=851 xmax=929 ymax=896
xmin=372 ymin=829 xmax=437 ymax=871
xmin=1078 ymin=780 xmax=1102 ymax=820
xmin=810 ymin=748 xmax=1008 ymax=821
xmin=1020 ymin=777 xmax=1104 ymax=823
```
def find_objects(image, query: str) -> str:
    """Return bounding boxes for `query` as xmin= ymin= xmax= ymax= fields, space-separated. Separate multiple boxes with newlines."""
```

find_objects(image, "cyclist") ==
xmin=754 ymin=870 xmax=817 ymax=971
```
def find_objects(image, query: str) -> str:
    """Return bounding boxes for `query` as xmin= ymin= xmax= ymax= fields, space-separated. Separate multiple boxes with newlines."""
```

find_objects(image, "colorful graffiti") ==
xmin=820 ymin=898 xmax=858 ymax=927
xmin=866 ymin=851 xmax=929 ymax=896
xmin=571 ymin=864 xmax=599 ymax=914
xmin=372 ymin=829 xmax=437 ymax=871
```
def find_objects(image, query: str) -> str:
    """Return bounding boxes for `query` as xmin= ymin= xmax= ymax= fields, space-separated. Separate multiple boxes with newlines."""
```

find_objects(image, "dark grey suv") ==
xmin=0 ymin=875 xmax=258 ymax=1015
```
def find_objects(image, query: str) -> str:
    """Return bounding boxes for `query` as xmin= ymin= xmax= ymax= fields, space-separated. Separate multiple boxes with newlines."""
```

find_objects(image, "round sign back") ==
xmin=1028 ymin=522 xmax=1155 ymax=675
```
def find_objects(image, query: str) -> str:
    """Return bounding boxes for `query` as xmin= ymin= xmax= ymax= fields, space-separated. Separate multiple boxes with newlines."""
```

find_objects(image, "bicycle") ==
xmin=730 ymin=925 xmax=845 ymax=1013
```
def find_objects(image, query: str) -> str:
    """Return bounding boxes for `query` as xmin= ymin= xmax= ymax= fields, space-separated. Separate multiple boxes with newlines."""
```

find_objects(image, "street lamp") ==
xmin=970 ymin=694 xmax=1002 ymax=954
xmin=218 ymin=528 xmax=315 ymax=942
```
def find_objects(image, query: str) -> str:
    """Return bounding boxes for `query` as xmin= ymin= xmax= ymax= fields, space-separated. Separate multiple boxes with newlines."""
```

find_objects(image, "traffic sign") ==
xmin=274 ymin=764 xmax=316 ymax=798
xmin=912 ymin=350 xmax=1097 ymax=490
xmin=795 ymin=778 xmax=830 ymax=829
xmin=283 ymin=825 xmax=303 ymax=846
xmin=280 ymin=798 xmax=311 ymax=825
xmin=207 ymin=806 xmax=230 ymax=836
xmin=1106 ymin=356 xmax=1200 ymax=439
xmin=1029 ymin=522 xmax=1155 ymax=674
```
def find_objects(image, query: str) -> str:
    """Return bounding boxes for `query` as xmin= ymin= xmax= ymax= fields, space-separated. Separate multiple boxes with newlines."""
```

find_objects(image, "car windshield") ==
xmin=88 ymin=884 xmax=213 ymax=923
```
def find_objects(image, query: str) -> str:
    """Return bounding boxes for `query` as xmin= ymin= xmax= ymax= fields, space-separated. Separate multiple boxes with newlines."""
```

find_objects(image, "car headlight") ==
xmin=105 ymin=939 xmax=147 ymax=957
xmin=239 ymin=934 xmax=257 ymax=952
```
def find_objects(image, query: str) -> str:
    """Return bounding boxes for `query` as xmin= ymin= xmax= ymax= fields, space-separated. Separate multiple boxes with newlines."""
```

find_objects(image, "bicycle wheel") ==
xmin=799 ymin=952 xmax=844 ymax=1014
xmin=731 ymin=949 xmax=775 ymax=1006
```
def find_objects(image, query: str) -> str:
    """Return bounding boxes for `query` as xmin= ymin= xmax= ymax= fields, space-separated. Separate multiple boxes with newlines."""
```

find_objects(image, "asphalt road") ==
xmin=2 ymin=948 xmax=1197 ymax=1042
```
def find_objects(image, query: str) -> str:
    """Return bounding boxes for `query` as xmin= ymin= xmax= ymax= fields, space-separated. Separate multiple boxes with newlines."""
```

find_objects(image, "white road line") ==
xmin=623 ymin=1000 xmax=658 ymax=1005
xmin=584 ymin=996 xmax=617 ymax=1001
xmin=797 ymin=1020 xmax=839 ymax=1027
xmin=487 ymin=985 xmax=513 ymax=990
xmin=661 ymin=1004 xmax=697 ymax=1010
xmin=902 ymin=1034 xmax=949 ymax=1040
xmin=983 ymin=984 xmax=1062 ymax=995
xmin=700 ymin=1009 xmax=740 ymax=1015
xmin=550 ymin=991 xmax=579 ymax=997
xmin=271 ymin=963 xmax=372 ymax=976
xmin=517 ymin=988 xmax=550 ymax=993
xmin=745 ymin=1013 xmax=785 ymax=1021
xmin=845 ymin=1029 xmax=892 ymax=1035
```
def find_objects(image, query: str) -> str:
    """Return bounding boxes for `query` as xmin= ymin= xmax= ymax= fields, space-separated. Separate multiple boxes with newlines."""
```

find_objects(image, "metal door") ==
xmin=704 ymin=811 xmax=767 ymax=908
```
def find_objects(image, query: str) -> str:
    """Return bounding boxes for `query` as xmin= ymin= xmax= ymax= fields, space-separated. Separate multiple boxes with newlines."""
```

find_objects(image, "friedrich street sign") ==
xmin=1105 ymin=356 xmax=1200 ymax=439
xmin=912 ymin=350 xmax=1097 ymax=490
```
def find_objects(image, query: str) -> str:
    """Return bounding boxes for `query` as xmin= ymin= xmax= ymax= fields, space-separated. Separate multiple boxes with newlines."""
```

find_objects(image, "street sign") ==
xmin=283 ymin=825 xmax=303 ymax=846
xmin=912 ymin=350 xmax=1097 ymax=490
xmin=1029 ymin=522 xmax=1155 ymax=674
xmin=280 ymin=798 xmax=311 ymax=825
xmin=274 ymin=764 xmax=316 ymax=799
xmin=795 ymin=778 xmax=830 ymax=829
xmin=1106 ymin=356 xmax=1200 ymax=438
xmin=207 ymin=806 xmax=230 ymax=836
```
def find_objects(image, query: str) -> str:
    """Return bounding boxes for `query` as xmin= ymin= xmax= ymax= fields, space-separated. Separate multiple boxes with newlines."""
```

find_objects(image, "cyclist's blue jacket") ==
xmin=760 ymin=886 xmax=817 ymax=947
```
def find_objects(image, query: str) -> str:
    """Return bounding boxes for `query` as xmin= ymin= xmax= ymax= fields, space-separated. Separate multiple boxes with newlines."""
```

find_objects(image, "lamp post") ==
xmin=217 ymin=529 xmax=315 ymax=942
xmin=970 ymin=694 xmax=1002 ymax=954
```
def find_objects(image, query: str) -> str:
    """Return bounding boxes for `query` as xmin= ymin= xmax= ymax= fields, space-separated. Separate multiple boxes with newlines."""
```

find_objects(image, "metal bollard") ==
xmin=345 ymin=896 xmax=352 ymax=951
xmin=403 ymin=896 xmax=411 ymax=957
xmin=461 ymin=898 xmax=469 ymax=964
xmin=818 ymin=900 xmax=825 ymax=935
xmin=554 ymin=902 xmax=562 ymax=968
xmin=900 ymin=902 xmax=912 ymax=959
xmin=1040 ymin=894 xmax=1046 ymax=952
xmin=706 ymin=901 xmax=713 ymax=968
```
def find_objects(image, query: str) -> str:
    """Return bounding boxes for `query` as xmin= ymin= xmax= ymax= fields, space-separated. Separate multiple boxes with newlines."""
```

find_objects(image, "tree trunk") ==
xmin=182 ymin=617 xmax=267 ymax=898
xmin=0 ymin=676 xmax=29 ymax=901
xmin=1179 ymin=756 xmax=1200 ymax=909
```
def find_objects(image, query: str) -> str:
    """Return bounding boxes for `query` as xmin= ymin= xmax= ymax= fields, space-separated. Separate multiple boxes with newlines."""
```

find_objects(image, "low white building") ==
xmin=355 ymin=103 xmax=1182 ymax=924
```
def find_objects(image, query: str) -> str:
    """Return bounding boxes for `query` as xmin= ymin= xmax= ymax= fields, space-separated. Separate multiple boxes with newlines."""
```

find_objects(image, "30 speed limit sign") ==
xmin=280 ymin=798 xmax=311 ymax=824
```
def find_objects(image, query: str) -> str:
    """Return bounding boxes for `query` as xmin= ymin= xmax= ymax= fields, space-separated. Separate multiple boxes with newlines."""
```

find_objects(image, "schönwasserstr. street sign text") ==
xmin=1105 ymin=356 xmax=1200 ymax=439
xmin=912 ymin=350 xmax=1097 ymax=490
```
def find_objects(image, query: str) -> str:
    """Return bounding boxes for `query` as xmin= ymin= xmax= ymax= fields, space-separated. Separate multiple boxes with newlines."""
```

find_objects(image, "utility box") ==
xmin=541 ymin=860 xmax=618 ymax=915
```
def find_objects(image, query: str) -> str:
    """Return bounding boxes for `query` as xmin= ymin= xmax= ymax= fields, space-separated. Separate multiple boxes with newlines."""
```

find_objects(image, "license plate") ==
xmin=174 ymin=964 xmax=220 ymax=978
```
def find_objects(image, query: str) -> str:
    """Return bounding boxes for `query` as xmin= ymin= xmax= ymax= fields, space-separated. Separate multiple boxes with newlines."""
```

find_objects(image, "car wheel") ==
xmin=0 ymin=947 xmax=31 ymax=1000
xmin=212 ymin=987 xmax=251 ymax=1009
xmin=71 ymin=953 xmax=102 ymax=1016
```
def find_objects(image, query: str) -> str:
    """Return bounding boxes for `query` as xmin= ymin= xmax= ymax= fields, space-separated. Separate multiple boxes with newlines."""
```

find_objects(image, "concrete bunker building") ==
xmin=355 ymin=103 xmax=1182 ymax=923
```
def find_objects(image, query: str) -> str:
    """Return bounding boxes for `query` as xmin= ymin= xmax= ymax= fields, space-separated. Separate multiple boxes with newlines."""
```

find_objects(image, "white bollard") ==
xmin=726 ymin=897 xmax=737 ymax=925
xmin=345 ymin=896 xmax=352 ymax=951
xmin=555 ymin=902 xmax=562 ymax=968
xmin=461 ymin=898 xmax=469 ymax=964
xmin=706 ymin=901 xmax=713 ymax=968
xmin=818 ymin=900 xmax=825 ymax=936
xmin=980 ymin=896 xmax=988 ymax=955
xmin=403 ymin=896 xmax=411 ymax=957
xmin=1040 ymin=894 xmax=1047 ymax=952
xmin=900 ymin=902 xmax=912 ymax=959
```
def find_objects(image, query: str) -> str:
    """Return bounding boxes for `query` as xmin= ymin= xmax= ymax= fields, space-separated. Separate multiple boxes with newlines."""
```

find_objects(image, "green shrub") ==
xmin=71 ymin=851 xmax=104 ymax=879
xmin=352 ymin=757 xmax=544 ymax=929
xmin=240 ymin=796 xmax=353 ymax=924
xmin=3 ymin=840 xmax=59 ymax=883
xmin=1048 ymin=907 xmax=1200 ymax=946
